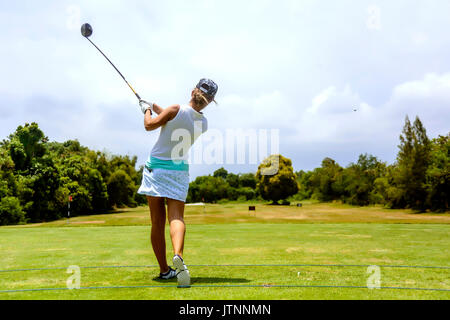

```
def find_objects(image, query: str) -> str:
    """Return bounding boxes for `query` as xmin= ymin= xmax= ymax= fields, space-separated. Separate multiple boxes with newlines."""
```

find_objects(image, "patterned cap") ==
xmin=196 ymin=79 xmax=218 ymax=100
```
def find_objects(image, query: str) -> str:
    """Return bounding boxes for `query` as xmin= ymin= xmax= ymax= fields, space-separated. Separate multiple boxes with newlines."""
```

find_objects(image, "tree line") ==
xmin=0 ymin=116 xmax=448 ymax=225
xmin=293 ymin=116 xmax=448 ymax=212
xmin=187 ymin=168 xmax=258 ymax=203
xmin=0 ymin=123 xmax=146 ymax=225
xmin=189 ymin=116 xmax=448 ymax=213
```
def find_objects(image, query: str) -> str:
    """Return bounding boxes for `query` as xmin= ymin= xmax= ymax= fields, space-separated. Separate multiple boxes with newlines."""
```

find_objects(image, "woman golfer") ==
xmin=137 ymin=79 xmax=218 ymax=287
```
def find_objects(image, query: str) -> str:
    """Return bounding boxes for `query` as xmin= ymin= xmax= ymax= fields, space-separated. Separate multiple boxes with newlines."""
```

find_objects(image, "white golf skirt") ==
xmin=137 ymin=167 xmax=189 ymax=202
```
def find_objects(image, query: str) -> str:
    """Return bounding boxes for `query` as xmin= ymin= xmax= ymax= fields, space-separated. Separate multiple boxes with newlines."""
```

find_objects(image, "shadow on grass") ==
xmin=152 ymin=277 xmax=251 ymax=284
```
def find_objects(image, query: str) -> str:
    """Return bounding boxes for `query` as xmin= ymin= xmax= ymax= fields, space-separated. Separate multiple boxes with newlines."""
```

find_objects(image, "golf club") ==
xmin=81 ymin=23 xmax=141 ymax=101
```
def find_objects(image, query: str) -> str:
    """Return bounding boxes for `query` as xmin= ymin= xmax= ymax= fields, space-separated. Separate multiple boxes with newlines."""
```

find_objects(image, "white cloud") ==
xmin=294 ymin=73 xmax=450 ymax=147
xmin=385 ymin=73 xmax=450 ymax=137
xmin=307 ymin=85 xmax=362 ymax=115
xmin=392 ymin=73 xmax=450 ymax=101
xmin=208 ymin=90 xmax=296 ymax=132
xmin=297 ymin=85 xmax=377 ymax=143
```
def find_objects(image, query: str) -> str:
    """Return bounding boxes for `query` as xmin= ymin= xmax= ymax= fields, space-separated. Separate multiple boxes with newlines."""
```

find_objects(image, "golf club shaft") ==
xmin=86 ymin=38 xmax=141 ymax=101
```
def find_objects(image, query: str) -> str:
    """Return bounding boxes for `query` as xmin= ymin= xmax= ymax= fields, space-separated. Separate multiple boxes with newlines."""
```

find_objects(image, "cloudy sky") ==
xmin=1 ymin=0 xmax=449 ymax=179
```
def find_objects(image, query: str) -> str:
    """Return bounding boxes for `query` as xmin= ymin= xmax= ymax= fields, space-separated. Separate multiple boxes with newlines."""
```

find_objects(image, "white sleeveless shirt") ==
xmin=151 ymin=105 xmax=208 ymax=161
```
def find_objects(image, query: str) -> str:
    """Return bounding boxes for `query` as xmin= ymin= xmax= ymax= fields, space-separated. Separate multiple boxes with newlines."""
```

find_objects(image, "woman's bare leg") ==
xmin=148 ymin=196 xmax=168 ymax=273
xmin=167 ymin=199 xmax=186 ymax=258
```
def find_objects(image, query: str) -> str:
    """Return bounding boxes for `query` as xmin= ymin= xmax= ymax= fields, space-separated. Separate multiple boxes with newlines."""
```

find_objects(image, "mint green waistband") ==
xmin=146 ymin=157 xmax=189 ymax=172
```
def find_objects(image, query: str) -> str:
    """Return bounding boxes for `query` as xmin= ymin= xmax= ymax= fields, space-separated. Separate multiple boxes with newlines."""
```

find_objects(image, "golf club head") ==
xmin=81 ymin=23 xmax=93 ymax=38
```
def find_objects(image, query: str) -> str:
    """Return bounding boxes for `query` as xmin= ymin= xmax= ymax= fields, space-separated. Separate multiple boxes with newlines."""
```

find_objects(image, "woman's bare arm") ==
xmin=152 ymin=103 xmax=164 ymax=115
xmin=144 ymin=104 xmax=180 ymax=131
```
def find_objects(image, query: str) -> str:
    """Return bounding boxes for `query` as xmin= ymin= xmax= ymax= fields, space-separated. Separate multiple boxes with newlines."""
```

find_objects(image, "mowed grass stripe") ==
xmin=1 ymin=263 xmax=449 ymax=273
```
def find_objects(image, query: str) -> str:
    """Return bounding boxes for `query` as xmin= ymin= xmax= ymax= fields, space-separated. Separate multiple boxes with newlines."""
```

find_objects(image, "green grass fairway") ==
xmin=0 ymin=203 xmax=449 ymax=300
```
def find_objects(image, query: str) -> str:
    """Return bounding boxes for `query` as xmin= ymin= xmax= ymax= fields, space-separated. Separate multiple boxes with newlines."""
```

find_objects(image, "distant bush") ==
xmin=0 ymin=197 xmax=26 ymax=225
xmin=187 ymin=168 xmax=258 ymax=203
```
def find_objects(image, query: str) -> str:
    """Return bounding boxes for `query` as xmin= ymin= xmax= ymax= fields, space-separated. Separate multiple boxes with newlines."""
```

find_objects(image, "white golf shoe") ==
xmin=173 ymin=255 xmax=191 ymax=288
xmin=158 ymin=267 xmax=177 ymax=280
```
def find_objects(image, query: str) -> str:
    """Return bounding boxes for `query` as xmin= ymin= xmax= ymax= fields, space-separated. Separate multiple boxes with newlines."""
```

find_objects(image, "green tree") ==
xmin=3 ymin=124 xmax=61 ymax=222
xmin=236 ymin=187 xmax=256 ymax=201
xmin=26 ymin=155 xmax=61 ymax=221
xmin=256 ymin=155 xmax=299 ymax=204
xmin=49 ymin=145 xmax=109 ymax=214
xmin=343 ymin=154 xmax=387 ymax=206
xmin=56 ymin=179 xmax=92 ymax=214
xmin=187 ymin=175 xmax=230 ymax=203
xmin=107 ymin=170 xmax=137 ymax=208
xmin=426 ymin=134 xmax=449 ymax=212
xmin=294 ymin=170 xmax=314 ymax=200
xmin=309 ymin=158 xmax=343 ymax=201
xmin=0 ymin=149 xmax=17 ymax=198
xmin=107 ymin=155 xmax=141 ymax=207
xmin=213 ymin=167 xmax=228 ymax=179
xmin=226 ymin=173 xmax=240 ymax=188
xmin=7 ymin=123 xmax=48 ymax=172
xmin=109 ymin=155 xmax=140 ymax=185
xmin=0 ymin=123 xmax=147 ymax=225
xmin=0 ymin=197 xmax=26 ymax=225
xmin=239 ymin=173 xmax=257 ymax=189
xmin=389 ymin=116 xmax=432 ymax=211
